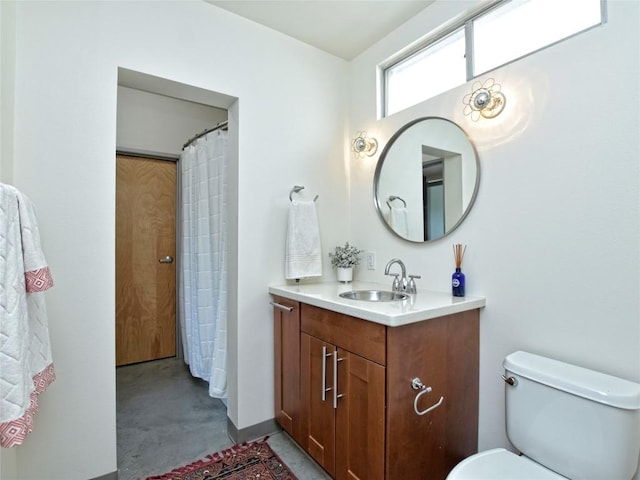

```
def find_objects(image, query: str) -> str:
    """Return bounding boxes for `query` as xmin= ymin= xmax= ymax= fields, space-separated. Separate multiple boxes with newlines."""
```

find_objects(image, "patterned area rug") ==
xmin=145 ymin=438 xmax=298 ymax=480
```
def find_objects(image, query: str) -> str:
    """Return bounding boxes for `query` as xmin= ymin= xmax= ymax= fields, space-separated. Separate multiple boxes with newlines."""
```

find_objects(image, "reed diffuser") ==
xmin=452 ymin=243 xmax=467 ymax=297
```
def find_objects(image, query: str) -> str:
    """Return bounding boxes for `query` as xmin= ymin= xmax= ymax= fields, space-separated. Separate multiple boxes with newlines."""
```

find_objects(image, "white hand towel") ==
xmin=389 ymin=206 xmax=409 ymax=237
xmin=285 ymin=200 xmax=322 ymax=280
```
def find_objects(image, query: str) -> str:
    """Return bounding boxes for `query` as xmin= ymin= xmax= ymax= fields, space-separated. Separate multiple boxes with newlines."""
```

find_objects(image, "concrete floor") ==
xmin=116 ymin=357 xmax=330 ymax=480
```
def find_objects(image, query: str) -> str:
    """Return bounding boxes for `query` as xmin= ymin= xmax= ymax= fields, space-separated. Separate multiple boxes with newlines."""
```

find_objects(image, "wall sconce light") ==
xmin=463 ymin=78 xmax=506 ymax=121
xmin=352 ymin=131 xmax=378 ymax=158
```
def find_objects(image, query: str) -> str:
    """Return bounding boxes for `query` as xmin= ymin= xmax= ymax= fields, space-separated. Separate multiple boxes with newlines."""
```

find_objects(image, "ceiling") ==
xmin=205 ymin=1 xmax=435 ymax=60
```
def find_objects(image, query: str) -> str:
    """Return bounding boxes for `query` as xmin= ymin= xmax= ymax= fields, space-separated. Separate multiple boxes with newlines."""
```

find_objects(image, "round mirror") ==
xmin=374 ymin=117 xmax=480 ymax=243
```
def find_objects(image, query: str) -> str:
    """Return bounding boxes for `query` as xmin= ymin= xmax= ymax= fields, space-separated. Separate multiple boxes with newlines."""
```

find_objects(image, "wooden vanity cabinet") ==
xmin=273 ymin=298 xmax=479 ymax=480
xmin=300 ymin=308 xmax=386 ymax=480
xmin=385 ymin=309 xmax=479 ymax=479
xmin=271 ymin=296 xmax=303 ymax=445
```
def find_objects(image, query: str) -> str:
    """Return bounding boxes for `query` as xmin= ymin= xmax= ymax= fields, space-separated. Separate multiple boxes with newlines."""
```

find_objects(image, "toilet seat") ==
xmin=446 ymin=448 xmax=567 ymax=480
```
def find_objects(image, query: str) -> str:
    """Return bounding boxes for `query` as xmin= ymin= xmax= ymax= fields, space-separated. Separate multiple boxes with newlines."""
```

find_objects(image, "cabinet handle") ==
xmin=321 ymin=346 xmax=332 ymax=401
xmin=333 ymin=350 xmax=344 ymax=409
xmin=270 ymin=301 xmax=294 ymax=312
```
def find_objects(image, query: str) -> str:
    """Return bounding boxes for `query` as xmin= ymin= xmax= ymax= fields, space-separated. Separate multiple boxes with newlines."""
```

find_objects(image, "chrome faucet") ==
xmin=384 ymin=258 xmax=420 ymax=294
xmin=384 ymin=258 xmax=408 ymax=292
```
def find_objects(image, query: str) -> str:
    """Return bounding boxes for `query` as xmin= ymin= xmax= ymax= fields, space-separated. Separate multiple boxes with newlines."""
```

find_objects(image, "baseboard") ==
xmin=227 ymin=416 xmax=280 ymax=444
xmin=90 ymin=471 xmax=118 ymax=480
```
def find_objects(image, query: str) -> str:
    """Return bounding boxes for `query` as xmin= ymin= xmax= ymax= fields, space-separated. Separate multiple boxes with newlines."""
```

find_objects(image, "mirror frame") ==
xmin=373 ymin=117 xmax=480 ymax=243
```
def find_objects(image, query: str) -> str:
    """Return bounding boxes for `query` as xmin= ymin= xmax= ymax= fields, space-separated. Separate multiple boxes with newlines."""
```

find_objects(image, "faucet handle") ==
xmin=391 ymin=274 xmax=400 ymax=292
xmin=407 ymin=274 xmax=421 ymax=294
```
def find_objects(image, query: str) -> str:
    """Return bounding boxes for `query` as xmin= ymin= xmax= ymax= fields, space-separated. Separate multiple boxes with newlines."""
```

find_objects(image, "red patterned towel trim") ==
xmin=0 ymin=363 xmax=56 ymax=448
xmin=24 ymin=266 xmax=54 ymax=293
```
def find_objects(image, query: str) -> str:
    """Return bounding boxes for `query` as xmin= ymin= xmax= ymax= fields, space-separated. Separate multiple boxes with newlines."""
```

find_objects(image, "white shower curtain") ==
xmin=178 ymin=129 xmax=228 ymax=398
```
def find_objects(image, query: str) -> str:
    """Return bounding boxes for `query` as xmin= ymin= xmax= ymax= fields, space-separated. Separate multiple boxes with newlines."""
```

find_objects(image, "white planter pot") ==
xmin=337 ymin=267 xmax=353 ymax=283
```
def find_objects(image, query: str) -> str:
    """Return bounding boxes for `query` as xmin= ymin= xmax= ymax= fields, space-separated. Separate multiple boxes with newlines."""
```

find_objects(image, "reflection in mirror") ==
xmin=374 ymin=117 xmax=479 ymax=243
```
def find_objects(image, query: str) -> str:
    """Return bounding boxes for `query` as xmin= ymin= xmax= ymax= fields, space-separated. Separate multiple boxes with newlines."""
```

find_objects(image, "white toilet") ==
xmin=447 ymin=351 xmax=640 ymax=480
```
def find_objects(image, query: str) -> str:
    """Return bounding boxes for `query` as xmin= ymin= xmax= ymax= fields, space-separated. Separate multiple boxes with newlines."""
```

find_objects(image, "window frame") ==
xmin=380 ymin=0 xmax=607 ymax=118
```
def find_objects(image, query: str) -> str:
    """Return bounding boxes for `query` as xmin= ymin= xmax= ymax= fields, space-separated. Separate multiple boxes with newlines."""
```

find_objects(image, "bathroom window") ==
xmin=382 ymin=0 xmax=605 ymax=117
xmin=385 ymin=29 xmax=466 ymax=117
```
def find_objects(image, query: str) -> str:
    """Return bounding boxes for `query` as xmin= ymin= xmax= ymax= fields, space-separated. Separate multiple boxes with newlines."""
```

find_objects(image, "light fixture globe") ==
xmin=463 ymin=78 xmax=506 ymax=121
xmin=353 ymin=137 xmax=367 ymax=151
xmin=480 ymin=91 xmax=505 ymax=118
xmin=473 ymin=90 xmax=491 ymax=109
xmin=352 ymin=131 xmax=378 ymax=158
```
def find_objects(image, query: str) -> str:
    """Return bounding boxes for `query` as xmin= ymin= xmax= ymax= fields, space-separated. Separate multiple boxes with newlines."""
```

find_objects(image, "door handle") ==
xmin=159 ymin=256 xmax=174 ymax=264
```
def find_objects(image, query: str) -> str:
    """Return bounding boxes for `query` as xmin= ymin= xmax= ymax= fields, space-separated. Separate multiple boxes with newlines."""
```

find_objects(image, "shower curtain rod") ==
xmin=182 ymin=120 xmax=228 ymax=150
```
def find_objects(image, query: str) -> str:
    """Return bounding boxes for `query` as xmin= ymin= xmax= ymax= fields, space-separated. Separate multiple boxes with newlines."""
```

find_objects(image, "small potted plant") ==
xmin=329 ymin=242 xmax=364 ymax=283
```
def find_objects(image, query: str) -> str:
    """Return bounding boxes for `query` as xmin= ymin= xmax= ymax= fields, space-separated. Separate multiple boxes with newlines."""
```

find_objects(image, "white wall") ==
xmin=1 ymin=0 xmax=16 ymax=182
xmin=6 ymin=2 xmax=347 ymax=479
xmin=116 ymin=86 xmax=228 ymax=157
xmin=349 ymin=0 xmax=639 ymax=458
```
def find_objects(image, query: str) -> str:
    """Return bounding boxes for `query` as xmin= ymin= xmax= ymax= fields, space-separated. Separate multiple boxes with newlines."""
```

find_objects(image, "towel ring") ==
xmin=412 ymin=377 xmax=444 ymax=416
xmin=386 ymin=195 xmax=406 ymax=209
xmin=289 ymin=185 xmax=318 ymax=202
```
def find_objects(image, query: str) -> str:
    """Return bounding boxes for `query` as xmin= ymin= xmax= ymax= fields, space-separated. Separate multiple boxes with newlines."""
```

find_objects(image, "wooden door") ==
xmin=116 ymin=155 xmax=176 ymax=366
xmin=273 ymin=296 xmax=302 ymax=444
xmin=301 ymin=333 xmax=336 ymax=477
xmin=335 ymin=350 xmax=385 ymax=480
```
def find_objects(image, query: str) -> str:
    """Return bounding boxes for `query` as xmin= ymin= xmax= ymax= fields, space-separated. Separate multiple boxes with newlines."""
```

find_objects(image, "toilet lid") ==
xmin=447 ymin=448 xmax=567 ymax=480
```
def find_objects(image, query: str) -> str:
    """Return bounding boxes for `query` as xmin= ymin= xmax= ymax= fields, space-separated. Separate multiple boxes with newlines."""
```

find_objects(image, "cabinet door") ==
xmin=273 ymin=296 xmax=302 ymax=444
xmin=301 ymin=333 xmax=336 ymax=477
xmin=335 ymin=349 xmax=385 ymax=480
xmin=385 ymin=310 xmax=479 ymax=480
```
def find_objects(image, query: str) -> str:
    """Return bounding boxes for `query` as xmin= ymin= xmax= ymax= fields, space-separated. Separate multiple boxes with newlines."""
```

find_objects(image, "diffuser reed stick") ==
xmin=453 ymin=244 xmax=467 ymax=268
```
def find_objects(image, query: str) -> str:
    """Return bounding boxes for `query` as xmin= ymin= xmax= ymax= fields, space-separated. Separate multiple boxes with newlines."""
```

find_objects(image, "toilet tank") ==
xmin=503 ymin=351 xmax=640 ymax=480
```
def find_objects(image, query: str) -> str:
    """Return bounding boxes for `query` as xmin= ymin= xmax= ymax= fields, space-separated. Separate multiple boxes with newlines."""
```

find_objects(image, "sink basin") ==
xmin=339 ymin=290 xmax=409 ymax=302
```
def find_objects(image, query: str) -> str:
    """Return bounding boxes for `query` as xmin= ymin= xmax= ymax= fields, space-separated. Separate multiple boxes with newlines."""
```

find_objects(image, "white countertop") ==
xmin=269 ymin=281 xmax=485 ymax=327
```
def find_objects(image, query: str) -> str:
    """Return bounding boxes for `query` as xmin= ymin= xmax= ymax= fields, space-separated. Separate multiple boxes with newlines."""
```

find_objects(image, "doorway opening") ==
xmin=421 ymin=144 xmax=463 ymax=241
xmin=115 ymin=68 xmax=238 ymax=476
